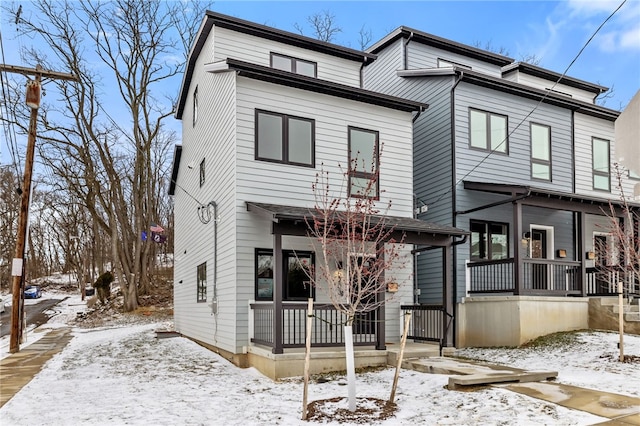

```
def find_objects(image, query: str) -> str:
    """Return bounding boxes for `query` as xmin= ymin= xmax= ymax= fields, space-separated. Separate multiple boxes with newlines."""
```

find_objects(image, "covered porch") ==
xmin=246 ymin=202 xmax=467 ymax=355
xmin=461 ymin=181 xmax=640 ymax=298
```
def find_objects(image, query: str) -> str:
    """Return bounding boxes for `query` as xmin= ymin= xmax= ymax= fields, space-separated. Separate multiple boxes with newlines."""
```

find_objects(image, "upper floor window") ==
xmin=255 ymin=249 xmax=314 ymax=301
xmin=199 ymin=158 xmax=205 ymax=187
xmin=592 ymin=137 xmax=610 ymax=191
xmin=531 ymin=123 xmax=551 ymax=181
xmin=469 ymin=109 xmax=508 ymax=154
xmin=255 ymin=110 xmax=315 ymax=167
xmin=348 ymin=126 xmax=379 ymax=199
xmin=270 ymin=53 xmax=317 ymax=78
xmin=193 ymin=86 xmax=198 ymax=127
xmin=438 ymin=58 xmax=472 ymax=70
xmin=470 ymin=220 xmax=509 ymax=260
xmin=197 ymin=262 xmax=207 ymax=302
xmin=629 ymin=169 xmax=640 ymax=180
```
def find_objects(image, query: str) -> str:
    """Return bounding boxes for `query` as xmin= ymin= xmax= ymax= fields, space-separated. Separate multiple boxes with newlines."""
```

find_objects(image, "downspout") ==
xmin=449 ymin=70 xmax=463 ymax=347
xmin=403 ymin=32 xmax=414 ymax=70
xmin=411 ymin=104 xmax=426 ymax=303
xmin=359 ymin=58 xmax=366 ymax=89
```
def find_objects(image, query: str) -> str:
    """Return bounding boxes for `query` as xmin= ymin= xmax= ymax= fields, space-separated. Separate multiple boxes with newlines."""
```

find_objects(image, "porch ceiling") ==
xmin=462 ymin=181 xmax=640 ymax=215
xmin=246 ymin=201 xmax=467 ymax=246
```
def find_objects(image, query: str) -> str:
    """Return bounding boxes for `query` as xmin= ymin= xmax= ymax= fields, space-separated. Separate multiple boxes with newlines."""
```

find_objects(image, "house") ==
xmin=169 ymin=12 xmax=466 ymax=379
xmin=363 ymin=27 xmax=640 ymax=347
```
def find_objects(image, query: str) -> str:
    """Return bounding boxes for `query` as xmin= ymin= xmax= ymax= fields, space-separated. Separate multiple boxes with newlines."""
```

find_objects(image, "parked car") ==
xmin=24 ymin=285 xmax=42 ymax=299
xmin=84 ymin=286 xmax=95 ymax=296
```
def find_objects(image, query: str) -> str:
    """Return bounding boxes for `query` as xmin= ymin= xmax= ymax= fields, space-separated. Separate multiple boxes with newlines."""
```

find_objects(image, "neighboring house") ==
xmin=169 ymin=12 xmax=465 ymax=379
xmin=363 ymin=26 xmax=640 ymax=347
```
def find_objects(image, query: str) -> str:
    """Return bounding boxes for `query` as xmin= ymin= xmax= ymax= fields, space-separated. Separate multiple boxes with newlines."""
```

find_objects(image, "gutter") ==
xmin=455 ymin=190 xmax=532 ymax=215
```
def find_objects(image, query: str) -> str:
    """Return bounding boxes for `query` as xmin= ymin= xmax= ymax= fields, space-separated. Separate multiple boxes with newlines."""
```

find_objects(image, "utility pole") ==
xmin=0 ymin=63 xmax=78 ymax=353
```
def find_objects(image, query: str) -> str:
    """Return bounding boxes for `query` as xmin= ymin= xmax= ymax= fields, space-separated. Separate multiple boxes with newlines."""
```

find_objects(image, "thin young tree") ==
xmin=304 ymin=152 xmax=409 ymax=412
xmin=597 ymin=164 xmax=640 ymax=361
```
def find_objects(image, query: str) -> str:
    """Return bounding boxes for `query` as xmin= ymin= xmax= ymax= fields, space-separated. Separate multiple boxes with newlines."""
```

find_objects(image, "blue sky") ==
xmin=1 ymin=1 xmax=639 ymax=166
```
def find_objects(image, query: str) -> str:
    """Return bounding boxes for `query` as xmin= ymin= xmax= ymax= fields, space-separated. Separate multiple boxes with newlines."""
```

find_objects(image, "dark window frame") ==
xmin=348 ymin=126 xmax=380 ymax=200
xmin=470 ymin=220 xmax=510 ymax=261
xmin=192 ymin=85 xmax=198 ymax=127
xmin=530 ymin=122 xmax=552 ymax=182
xmin=468 ymin=108 xmax=509 ymax=154
xmin=592 ymin=137 xmax=611 ymax=192
xmin=255 ymin=110 xmax=315 ymax=168
xmin=197 ymin=262 xmax=207 ymax=302
xmin=255 ymin=248 xmax=315 ymax=302
xmin=199 ymin=158 xmax=205 ymax=187
xmin=270 ymin=52 xmax=317 ymax=77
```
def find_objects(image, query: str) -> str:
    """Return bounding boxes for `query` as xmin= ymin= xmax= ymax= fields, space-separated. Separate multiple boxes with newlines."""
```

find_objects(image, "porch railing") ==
xmin=250 ymin=302 xmax=376 ymax=349
xmin=586 ymin=268 xmax=640 ymax=296
xmin=467 ymin=258 xmax=581 ymax=295
xmin=400 ymin=305 xmax=449 ymax=349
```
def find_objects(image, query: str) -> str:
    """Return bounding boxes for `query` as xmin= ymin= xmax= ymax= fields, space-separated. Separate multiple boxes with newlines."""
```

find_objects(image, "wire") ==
xmin=429 ymin=0 xmax=627 ymax=209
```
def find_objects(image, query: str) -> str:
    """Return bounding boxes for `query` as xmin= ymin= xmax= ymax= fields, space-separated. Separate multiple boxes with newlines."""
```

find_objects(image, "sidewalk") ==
xmin=0 ymin=327 xmax=73 ymax=408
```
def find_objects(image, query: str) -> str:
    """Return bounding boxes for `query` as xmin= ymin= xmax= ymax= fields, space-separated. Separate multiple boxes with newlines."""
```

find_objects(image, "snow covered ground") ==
xmin=1 ymin=290 xmax=638 ymax=425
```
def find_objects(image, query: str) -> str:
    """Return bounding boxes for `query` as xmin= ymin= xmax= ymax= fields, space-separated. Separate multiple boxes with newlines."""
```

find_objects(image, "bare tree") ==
xmin=3 ymin=0 xmax=209 ymax=310
xmin=0 ymin=167 xmax=21 ymax=291
xmin=596 ymin=164 xmax=640 ymax=361
xmin=304 ymin=154 xmax=408 ymax=412
xmin=294 ymin=10 xmax=342 ymax=43
xmin=358 ymin=25 xmax=373 ymax=50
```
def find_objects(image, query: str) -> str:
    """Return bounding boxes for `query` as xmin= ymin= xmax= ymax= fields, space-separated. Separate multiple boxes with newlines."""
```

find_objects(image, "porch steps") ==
xmin=592 ymin=297 xmax=640 ymax=323
xmin=399 ymin=357 xmax=557 ymax=390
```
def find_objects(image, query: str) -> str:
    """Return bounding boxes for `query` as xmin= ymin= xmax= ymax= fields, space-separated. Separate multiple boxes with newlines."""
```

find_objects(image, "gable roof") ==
xmin=397 ymin=67 xmax=619 ymax=121
xmin=502 ymin=62 xmax=609 ymax=95
xmin=175 ymin=11 xmax=377 ymax=119
xmin=368 ymin=26 xmax=514 ymax=66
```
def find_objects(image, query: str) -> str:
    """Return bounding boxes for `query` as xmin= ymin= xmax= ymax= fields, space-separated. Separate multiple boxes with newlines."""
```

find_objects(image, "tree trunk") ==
xmin=344 ymin=324 xmax=357 ymax=412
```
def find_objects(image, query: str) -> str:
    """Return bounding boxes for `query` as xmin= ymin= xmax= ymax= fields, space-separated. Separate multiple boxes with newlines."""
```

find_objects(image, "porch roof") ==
xmin=462 ymin=181 xmax=640 ymax=213
xmin=246 ymin=201 xmax=468 ymax=246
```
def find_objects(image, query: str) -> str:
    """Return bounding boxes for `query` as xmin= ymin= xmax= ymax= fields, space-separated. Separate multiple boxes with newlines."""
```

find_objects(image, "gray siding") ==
xmin=453 ymin=82 xmax=573 ymax=192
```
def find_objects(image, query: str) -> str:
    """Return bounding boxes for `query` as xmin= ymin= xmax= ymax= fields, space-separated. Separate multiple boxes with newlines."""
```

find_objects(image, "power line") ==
xmin=428 ymin=0 xmax=627 ymax=210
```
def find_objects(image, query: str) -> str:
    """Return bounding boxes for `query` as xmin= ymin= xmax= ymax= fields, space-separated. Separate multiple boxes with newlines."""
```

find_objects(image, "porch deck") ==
xmin=247 ymin=341 xmax=441 ymax=380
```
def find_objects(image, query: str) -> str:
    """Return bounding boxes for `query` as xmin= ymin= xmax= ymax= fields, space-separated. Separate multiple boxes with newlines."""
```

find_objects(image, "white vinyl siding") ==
xmin=574 ymin=113 xmax=636 ymax=200
xmin=234 ymin=78 xmax=414 ymax=217
xmin=173 ymin=30 xmax=239 ymax=352
xmin=407 ymin=42 xmax=503 ymax=77
xmin=213 ymin=26 xmax=361 ymax=87
xmin=502 ymin=71 xmax=598 ymax=104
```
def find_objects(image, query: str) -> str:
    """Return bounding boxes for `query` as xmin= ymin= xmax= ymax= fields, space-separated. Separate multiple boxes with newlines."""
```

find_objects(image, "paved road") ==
xmin=0 ymin=298 xmax=65 ymax=338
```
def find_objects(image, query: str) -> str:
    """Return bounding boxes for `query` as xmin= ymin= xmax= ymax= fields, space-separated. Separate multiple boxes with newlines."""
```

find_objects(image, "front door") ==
xmin=530 ymin=225 xmax=554 ymax=290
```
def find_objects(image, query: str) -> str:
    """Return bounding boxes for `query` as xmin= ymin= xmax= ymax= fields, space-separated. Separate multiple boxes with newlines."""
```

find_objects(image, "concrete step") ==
xmin=448 ymin=371 xmax=558 ymax=390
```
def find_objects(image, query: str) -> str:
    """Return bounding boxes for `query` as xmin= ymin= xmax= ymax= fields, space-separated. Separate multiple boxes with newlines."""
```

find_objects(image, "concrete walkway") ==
xmin=1 ymin=328 xmax=639 ymax=425
xmin=0 ymin=327 xmax=73 ymax=408
xmin=404 ymin=357 xmax=640 ymax=425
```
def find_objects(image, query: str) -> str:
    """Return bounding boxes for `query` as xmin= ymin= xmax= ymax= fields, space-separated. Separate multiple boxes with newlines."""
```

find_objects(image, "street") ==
xmin=0 ymin=298 xmax=65 ymax=337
